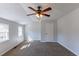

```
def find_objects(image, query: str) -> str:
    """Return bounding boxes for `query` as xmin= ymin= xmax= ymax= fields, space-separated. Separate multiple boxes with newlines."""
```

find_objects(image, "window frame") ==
xmin=0 ymin=23 xmax=9 ymax=43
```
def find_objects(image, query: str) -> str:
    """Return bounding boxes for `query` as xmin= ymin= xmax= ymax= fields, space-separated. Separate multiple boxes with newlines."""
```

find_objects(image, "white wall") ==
xmin=25 ymin=21 xmax=57 ymax=42
xmin=0 ymin=17 xmax=24 ymax=55
xmin=25 ymin=22 xmax=41 ymax=41
xmin=57 ymin=8 xmax=79 ymax=55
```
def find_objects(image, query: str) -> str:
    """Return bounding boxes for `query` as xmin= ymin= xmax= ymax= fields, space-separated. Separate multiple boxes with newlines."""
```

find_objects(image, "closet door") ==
xmin=41 ymin=22 xmax=54 ymax=42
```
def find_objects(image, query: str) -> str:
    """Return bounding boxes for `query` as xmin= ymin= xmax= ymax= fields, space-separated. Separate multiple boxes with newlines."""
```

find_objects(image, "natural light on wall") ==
xmin=0 ymin=23 xmax=9 ymax=43
xmin=18 ymin=26 xmax=23 ymax=40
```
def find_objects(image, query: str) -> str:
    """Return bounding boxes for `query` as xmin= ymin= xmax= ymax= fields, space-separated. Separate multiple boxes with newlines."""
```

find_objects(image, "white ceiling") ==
xmin=0 ymin=3 xmax=79 ymax=24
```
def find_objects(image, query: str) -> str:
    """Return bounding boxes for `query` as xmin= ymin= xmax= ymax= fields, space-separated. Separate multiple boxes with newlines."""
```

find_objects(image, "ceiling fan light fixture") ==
xmin=36 ymin=14 xmax=43 ymax=18
xmin=27 ymin=6 xmax=52 ymax=22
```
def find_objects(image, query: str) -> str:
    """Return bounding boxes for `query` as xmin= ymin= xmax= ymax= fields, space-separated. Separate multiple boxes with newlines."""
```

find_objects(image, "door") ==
xmin=41 ymin=22 xmax=54 ymax=42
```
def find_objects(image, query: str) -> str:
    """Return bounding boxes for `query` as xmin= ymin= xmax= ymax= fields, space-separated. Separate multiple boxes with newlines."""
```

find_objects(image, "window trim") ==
xmin=0 ymin=23 xmax=9 ymax=43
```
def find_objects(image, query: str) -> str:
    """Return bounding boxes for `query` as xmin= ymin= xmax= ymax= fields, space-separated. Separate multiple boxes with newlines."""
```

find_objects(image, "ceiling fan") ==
xmin=27 ymin=6 xmax=52 ymax=18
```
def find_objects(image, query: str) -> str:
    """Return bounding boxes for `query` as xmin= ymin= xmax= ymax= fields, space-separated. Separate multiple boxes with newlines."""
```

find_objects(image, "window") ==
xmin=18 ymin=26 xmax=23 ymax=39
xmin=0 ymin=23 xmax=9 ymax=42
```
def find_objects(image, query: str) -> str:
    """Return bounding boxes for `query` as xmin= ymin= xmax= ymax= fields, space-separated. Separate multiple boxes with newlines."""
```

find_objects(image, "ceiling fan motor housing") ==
xmin=37 ymin=6 xmax=42 ymax=15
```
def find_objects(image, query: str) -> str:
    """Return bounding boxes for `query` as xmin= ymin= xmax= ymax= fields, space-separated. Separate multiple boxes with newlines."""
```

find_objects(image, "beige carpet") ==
xmin=3 ymin=40 xmax=76 ymax=56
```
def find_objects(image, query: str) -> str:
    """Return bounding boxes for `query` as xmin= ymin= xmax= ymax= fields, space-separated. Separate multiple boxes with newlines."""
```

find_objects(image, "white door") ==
xmin=41 ymin=22 xmax=54 ymax=42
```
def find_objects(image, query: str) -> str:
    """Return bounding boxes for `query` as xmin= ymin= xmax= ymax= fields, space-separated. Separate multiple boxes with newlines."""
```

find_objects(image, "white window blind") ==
xmin=0 ymin=23 xmax=9 ymax=42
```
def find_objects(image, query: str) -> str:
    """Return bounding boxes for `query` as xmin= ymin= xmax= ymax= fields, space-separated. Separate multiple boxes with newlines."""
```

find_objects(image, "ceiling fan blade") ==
xmin=42 ymin=14 xmax=50 ymax=17
xmin=42 ymin=7 xmax=52 ymax=12
xmin=28 ymin=7 xmax=37 ymax=12
xmin=27 ymin=13 xmax=36 ymax=16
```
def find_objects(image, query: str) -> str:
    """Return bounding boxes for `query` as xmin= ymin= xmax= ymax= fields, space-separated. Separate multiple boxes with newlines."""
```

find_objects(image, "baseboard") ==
xmin=58 ymin=41 xmax=78 ymax=56
xmin=40 ymin=40 xmax=57 ymax=42
xmin=0 ymin=41 xmax=23 ymax=56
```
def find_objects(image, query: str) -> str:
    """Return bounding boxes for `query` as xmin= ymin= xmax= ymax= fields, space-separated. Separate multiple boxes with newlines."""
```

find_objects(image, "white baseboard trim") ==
xmin=58 ymin=41 xmax=78 ymax=56
xmin=40 ymin=41 xmax=57 ymax=42
xmin=40 ymin=40 xmax=57 ymax=42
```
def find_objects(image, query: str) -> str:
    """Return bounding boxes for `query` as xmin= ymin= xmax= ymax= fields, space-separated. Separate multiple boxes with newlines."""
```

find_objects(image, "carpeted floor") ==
xmin=3 ymin=40 xmax=76 ymax=56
